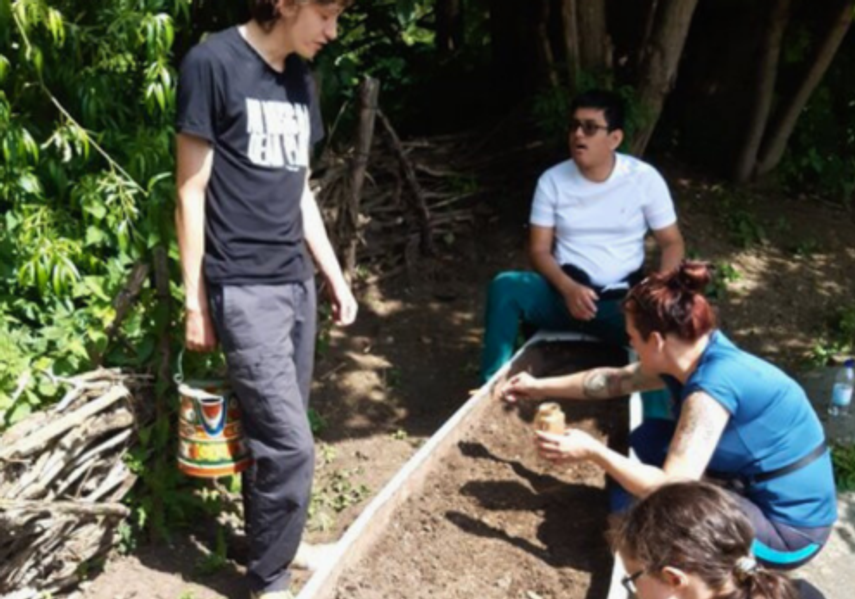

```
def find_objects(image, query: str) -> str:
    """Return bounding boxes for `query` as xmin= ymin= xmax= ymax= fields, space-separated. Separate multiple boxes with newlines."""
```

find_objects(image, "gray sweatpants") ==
xmin=208 ymin=281 xmax=317 ymax=594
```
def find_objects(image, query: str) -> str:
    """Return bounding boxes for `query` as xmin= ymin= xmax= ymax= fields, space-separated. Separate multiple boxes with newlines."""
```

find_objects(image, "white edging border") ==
xmin=297 ymin=331 xmax=641 ymax=599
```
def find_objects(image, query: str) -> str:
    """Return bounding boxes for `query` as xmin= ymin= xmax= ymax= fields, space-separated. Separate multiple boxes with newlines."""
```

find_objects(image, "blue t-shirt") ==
xmin=662 ymin=331 xmax=837 ymax=528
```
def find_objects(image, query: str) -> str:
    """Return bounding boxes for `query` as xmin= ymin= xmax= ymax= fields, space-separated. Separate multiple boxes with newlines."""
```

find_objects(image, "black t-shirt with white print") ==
xmin=176 ymin=27 xmax=323 ymax=285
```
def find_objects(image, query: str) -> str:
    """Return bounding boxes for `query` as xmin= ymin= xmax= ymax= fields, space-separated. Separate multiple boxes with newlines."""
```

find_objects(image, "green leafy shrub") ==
xmin=831 ymin=443 xmax=855 ymax=492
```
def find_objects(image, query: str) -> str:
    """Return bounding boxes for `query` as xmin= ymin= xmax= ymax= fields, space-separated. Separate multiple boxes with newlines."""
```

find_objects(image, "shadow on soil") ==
xmin=840 ymin=498 xmax=855 ymax=553
xmin=129 ymin=534 xmax=246 ymax=598
xmin=451 ymin=438 xmax=613 ymax=599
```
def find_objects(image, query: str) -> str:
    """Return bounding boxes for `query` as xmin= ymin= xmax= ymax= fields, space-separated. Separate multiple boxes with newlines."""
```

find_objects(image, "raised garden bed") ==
xmin=298 ymin=335 xmax=631 ymax=599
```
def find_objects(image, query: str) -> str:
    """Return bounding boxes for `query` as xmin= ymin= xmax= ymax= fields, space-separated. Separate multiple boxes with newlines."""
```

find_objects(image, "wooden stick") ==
xmin=95 ymin=262 xmax=150 ymax=366
xmin=53 ymin=430 xmax=134 ymax=497
xmin=0 ymin=385 xmax=130 ymax=461
xmin=84 ymin=460 xmax=129 ymax=503
xmin=377 ymin=109 xmax=436 ymax=256
xmin=153 ymin=245 xmax=172 ymax=424
xmin=0 ymin=499 xmax=130 ymax=518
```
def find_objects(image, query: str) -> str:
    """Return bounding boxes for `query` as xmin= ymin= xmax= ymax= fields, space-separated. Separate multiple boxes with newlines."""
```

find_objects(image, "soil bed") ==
xmin=334 ymin=340 xmax=629 ymax=599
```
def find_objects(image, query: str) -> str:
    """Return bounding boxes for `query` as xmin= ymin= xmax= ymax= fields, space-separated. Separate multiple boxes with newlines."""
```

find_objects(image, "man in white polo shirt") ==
xmin=481 ymin=89 xmax=684 ymax=382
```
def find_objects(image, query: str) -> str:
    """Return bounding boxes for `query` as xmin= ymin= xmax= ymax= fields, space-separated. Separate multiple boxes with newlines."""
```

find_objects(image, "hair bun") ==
xmin=672 ymin=261 xmax=711 ymax=294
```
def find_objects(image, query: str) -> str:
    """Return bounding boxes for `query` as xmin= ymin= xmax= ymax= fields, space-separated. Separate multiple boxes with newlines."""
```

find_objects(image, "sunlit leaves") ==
xmin=12 ymin=0 xmax=66 ymax=48
xmin=10 ymin=204 xmax=81 ymax=295
xmin=72 ymin=171 xmax=143 ymax=254
xmin=1 ymin=123 xmax=40 ymax=166
xmin=139 ymin=12 xmax=174 ymax=59
xmin=143 ymin=59 xmax=175 ymax=115
xmin=45 ymin=7 xmax=65 ymax=46
xmin=1 ymin=0 xmax=185 ymax=426
xmin=43 ymin=120 xmax=90 ymax=163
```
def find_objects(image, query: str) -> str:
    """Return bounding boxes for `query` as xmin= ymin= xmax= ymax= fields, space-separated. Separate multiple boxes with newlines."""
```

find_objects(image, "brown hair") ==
xmin=248 ymin=0 xmax=353 ymax=29
xmin=610 ymin=482 xmax=798 ymax=599
xmin=623 ymin=260 xmax=716 ymax=342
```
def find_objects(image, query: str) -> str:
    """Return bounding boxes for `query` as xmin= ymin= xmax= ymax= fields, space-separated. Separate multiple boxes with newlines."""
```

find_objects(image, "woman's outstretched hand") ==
xmin=498 ymin=372 xmax=543 ymax=403
xmin=535 ymin=428 xmax=600 ymax=462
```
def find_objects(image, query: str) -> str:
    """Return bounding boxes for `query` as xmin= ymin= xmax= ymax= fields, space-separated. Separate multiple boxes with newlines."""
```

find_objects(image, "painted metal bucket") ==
xmin=175 ymin=354 xmax=252 ymax=478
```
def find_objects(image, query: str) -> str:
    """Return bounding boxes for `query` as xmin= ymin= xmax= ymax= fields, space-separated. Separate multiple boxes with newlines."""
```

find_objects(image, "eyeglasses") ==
xmin=569 ymin=119 xmax=610 ymax=137
xmin=621 ymin=569 xmax=646 ymax=595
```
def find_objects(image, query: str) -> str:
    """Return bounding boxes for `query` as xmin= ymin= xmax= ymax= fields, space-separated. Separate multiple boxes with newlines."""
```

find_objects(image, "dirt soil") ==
xmin=80 ymin=144 xmax=855 ymax=599
xmin=336 ymin=341 xmax=628 ymax=599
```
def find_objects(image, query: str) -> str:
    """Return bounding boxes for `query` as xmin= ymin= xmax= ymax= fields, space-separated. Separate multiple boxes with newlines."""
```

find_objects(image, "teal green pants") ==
xmin=480 ymin=271 xmax=627 ymax=381
xmin=480 ymin=271 xmax=674 ymax=419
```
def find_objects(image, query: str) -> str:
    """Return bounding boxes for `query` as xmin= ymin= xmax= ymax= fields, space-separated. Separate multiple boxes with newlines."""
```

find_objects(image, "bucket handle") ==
xmin=174 ymin=347 xmax=186 ymax=386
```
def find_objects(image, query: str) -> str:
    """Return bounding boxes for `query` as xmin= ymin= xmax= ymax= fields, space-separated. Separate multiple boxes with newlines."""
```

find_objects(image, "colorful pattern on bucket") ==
xmin=178 ymin=382 xmax=252 ymax=478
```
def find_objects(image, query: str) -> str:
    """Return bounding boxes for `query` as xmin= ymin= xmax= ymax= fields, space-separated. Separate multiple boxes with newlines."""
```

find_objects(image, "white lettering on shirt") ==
xmin=246 ymin=98 xmax=311 ymax=171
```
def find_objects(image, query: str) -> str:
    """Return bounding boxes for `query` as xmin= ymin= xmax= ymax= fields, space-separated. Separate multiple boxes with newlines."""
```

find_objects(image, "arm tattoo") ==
xmin=582 ymin=368 xmax=626 ymax=399
xmin=629 ymin=366 xmax=651 ymax=393
xmin=670 ymin=393 xmax=725 ymax=459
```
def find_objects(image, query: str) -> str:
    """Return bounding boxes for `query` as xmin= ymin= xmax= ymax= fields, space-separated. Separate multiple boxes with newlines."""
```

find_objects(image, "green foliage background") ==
xmin=0 ymin=0 xmax=445 ymax=427
xmin=0 ymin=0 xmax=185 ymax=424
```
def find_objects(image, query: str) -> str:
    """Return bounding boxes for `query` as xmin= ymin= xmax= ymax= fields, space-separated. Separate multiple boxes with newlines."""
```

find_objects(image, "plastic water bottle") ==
xmin=828 ymin=359 xmax=854 ymax=418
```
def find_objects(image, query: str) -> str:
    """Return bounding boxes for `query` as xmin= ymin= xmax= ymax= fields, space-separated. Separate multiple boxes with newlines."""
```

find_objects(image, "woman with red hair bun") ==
xmin=499 ymin=261 xmax=837 ymax=570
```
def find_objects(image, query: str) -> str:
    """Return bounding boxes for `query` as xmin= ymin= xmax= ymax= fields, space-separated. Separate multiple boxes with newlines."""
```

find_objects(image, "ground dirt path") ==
xmin=80 ymin=153 xmax=855 ymax=599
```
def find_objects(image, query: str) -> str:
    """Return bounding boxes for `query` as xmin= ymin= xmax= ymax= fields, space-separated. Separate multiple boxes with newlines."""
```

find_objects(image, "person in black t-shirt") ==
xmin=175 ymin=2 xmax=355 ymax=597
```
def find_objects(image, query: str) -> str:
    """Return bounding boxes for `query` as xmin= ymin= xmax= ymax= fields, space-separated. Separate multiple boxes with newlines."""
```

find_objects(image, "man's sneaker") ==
xmin=292 ymin=541 xmax=337 ymax=572
xmin=250 ymin=591 xmax=295 ymax=599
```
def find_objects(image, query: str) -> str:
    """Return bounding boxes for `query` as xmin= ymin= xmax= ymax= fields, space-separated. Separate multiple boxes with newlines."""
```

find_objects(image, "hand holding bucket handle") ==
xmin=174 ymin=348 xmax=252 ymax=478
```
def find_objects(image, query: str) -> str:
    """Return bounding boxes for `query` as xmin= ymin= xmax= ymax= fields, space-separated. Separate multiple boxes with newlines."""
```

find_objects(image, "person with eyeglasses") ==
xmin=611 ymin=482 xmax=826 ymax=599
xmin=500 ymin=262 xmax=837 ymax=570
xmin=480 ymin=89 xmax=685 ymax=383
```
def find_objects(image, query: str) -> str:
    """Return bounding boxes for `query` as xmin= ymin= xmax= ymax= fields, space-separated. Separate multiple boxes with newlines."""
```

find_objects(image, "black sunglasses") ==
xmin=569 ymin=119 xmax=610 ymax=137
xmin=621 ymin=569 xmax=645 ymax=595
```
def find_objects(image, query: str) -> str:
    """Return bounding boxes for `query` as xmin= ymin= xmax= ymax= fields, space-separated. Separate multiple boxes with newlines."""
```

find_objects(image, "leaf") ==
xmin=36 ymin=262 xmax=49 ymax=294
xmin=7 ymin=401 xmax=32 ymax=425
xmin=46 ymin=8 xmax=66 ymax=46
xmin=18 ymin=172 xmax=42 ymax=195
xmin=85 ymin=225 xmax=108 ymax=246
xmin=84 ymin=200 xmax=107 ymax=221
xmin=0 ymin=55 xmax=9 ymax=83
xmin=32 ymin=46 xmax=43 ymax=77
xmin=147 ymin=171 xmax=172 ymax=192
xmin=154 ymin=83 xmax=165 ymax=112
xmin=396 ymin=0 xmax=417 ymax=26
xmin=20 ymin=128 xmax=39 ymax=162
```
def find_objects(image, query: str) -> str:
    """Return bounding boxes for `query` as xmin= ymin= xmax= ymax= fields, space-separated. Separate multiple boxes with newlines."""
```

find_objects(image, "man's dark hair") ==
xmin=248 ymin=0 xmax=352 ymax=29
xmin=570 ymin=89 xmax=625 ymax=132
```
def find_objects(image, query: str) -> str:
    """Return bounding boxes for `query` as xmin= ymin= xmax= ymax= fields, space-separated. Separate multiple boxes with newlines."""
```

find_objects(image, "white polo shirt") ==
xmin=530 ymin=153 xmax=677 ymax=288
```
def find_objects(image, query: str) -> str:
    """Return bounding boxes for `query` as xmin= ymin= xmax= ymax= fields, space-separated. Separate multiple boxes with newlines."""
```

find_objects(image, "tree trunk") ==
xmin=755 ymin=0 xmax=854 ymax=177
xmin=638 ymin=0 xmax=661 ymax=68
xmin=577 ymin=0 xmax=611 ymax=72
xmin=732 ymin=0 xmax=792 ymax=183
xmin=536 ymin=0 xmax=560 ymax=87
xmin=559 ymin=0 xmax=581 ymax=95
xmin=342 ymin=77 xmax=380 ymax=282
xmin=630 ymin=0 xmax=700 ymax=156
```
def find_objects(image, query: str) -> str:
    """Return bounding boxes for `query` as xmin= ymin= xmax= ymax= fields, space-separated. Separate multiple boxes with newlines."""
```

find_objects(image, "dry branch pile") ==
xmin=0 ymin=369 xmax=151 ymax=598
xmin=314 ymin=79 xmax=484 ymax=285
